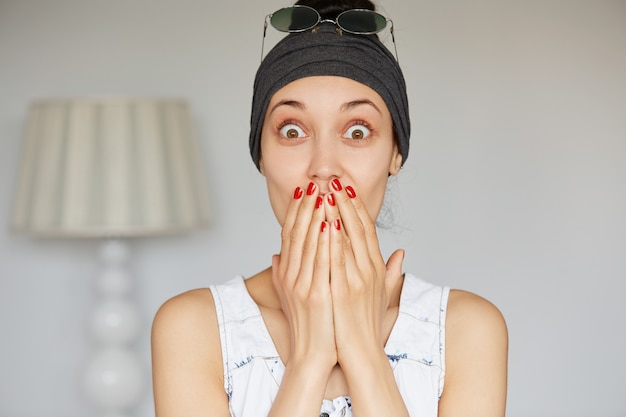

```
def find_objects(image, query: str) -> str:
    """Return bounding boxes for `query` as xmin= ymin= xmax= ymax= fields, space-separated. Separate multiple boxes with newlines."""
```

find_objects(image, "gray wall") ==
xmin=1 ymin=1 xmax=624 ymax=416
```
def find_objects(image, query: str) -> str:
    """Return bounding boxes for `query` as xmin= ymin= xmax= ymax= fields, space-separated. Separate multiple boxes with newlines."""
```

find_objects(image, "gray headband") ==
xmin=249 ymin=23 xmax=410 ymax=171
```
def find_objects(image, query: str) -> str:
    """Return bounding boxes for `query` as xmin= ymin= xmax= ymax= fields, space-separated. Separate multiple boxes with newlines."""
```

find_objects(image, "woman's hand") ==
xmin=323 ymin=178 xmax=404 ymax=358
xmin=270 ymin=179 xmax=407 ymax=417
xmin=272 ymin=182 xmax=337 ymax=370
xmin=323 ymin=178 xmax=409 ymax=417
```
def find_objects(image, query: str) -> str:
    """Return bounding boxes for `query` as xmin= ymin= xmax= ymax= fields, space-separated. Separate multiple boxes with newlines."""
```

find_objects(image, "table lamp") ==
xmin=11 ymin=97 xmax=210 ymax=417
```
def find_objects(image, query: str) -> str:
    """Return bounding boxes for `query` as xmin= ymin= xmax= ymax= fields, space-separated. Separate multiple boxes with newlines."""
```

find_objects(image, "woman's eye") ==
xmin=344 ymin=124 xmax=371 ymax=140
xmin=279 ymin=123 xmax=305 ymax=139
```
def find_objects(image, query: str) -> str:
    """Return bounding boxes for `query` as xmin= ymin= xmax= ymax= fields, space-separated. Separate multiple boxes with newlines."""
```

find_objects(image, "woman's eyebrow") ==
xmin=341 ymin=99 xmax=382 ymax=115
xmin=268 ymin=99 xmax=305 ymax=115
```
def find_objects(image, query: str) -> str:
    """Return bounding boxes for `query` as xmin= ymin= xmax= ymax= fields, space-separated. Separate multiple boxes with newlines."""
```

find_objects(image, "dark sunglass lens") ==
xmin=338 ymin=10 xmax=387 ymax=34
xmin=270 ymin=6 xmax=320 ymax=32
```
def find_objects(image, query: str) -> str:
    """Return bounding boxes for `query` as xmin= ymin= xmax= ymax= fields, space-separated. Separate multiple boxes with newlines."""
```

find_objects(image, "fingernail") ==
xmin=327 ymin=193 xmax=336 ymax=206
xmin=294 ymin=187 xmax=303 ymax=199
xmin=306 ymin=181 xmax=317 ymax=195
xmin=346 ymin=186 xmax=356 ymax=198
xmin=331 ymin=178 xmax=342 ymax=191
xmin=321 ymin=221 xmax=327 ymax=232
xmin=334 ymin=219 xmax=341 ymax=230
xmin=316 ymin=196 xmax=323 ymax=209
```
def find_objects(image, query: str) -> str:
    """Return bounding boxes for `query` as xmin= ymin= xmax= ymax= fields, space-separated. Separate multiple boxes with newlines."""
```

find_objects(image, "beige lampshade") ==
xmin=12 ymin=97 xmax=210 ymax=237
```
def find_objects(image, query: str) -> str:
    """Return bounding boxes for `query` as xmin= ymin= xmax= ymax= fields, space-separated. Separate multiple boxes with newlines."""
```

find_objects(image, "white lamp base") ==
xmin=82 ymin=240 xmax=144 ymax=417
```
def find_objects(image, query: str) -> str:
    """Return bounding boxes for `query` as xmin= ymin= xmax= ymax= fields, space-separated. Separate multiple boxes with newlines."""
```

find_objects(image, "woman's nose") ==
xmin=306 ymin=137 xmax=343 ymax=184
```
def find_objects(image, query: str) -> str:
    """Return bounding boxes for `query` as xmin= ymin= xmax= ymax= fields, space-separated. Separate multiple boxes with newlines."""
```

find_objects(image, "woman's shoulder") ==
xmin=151 ymin=287 xmax=229 ymax=415
xmin=446 ymin=289 xmax=507 ymax=334
xmin=441 ymin=289 xmax=508 ymax=413
xmin=151 ymin=288 xmax=221 ymax=363
xmin=152 ymin=269 xmax=275 ymax=334
xmin=437 ymin=289 xmax=508 ymax=413
xmin=445 ymin=289 xmax=508 ymax=356
xmin=153 ymin=287 xmax=216 ymax=331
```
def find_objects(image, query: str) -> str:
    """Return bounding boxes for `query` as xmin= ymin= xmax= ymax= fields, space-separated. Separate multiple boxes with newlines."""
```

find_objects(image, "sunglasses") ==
xmin=261 ymin=5 xmax=398 ymax=62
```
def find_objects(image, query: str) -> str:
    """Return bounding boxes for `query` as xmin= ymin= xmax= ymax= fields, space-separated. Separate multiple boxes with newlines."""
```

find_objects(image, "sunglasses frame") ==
xmin=261 ymin=5 xmax=398 ymax=62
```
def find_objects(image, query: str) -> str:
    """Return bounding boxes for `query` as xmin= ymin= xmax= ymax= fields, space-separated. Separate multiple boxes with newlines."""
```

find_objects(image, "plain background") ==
xmin=1 ymin=1 xmax=625 ymax=416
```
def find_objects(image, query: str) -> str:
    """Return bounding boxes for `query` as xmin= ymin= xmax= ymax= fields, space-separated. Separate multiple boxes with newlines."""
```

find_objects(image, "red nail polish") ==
xmin=331 ymin=178 xmax=342 ymax=191
xmin=334 ymin=219 xmax=341 ymax=230
xmin=294 ymin=187 xmax=303 ymax=199
xmin=346 ymin=186 xmax=356 ymax=199
xmin=316 ymin=196 xmax=323 ymax=209
xmin=321 ymin=221 xmax=327 ymax=232
xmin=327 ymin=193 xmax=336 ymax=206
xmin=306 ymin=182 xmax=317 ymax=195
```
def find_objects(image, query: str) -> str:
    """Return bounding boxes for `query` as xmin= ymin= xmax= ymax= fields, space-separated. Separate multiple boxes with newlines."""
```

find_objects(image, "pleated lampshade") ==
xmin=11 ymin=97 xmax=210 ymax=237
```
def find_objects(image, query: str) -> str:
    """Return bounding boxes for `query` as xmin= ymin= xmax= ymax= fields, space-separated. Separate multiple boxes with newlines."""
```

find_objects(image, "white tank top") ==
xmin=209 ymin=273 xmax=449 ymax=417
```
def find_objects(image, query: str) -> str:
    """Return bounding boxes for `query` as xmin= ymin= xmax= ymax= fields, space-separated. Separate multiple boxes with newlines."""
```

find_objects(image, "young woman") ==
xmin=151 ymin=1 xmax=508 ymax=416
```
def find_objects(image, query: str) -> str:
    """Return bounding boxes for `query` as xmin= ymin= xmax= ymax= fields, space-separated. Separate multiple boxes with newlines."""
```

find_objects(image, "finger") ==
xmin=330 ymin=179 xmax=381 ymax=268
xmin=324 ymin=191 xmax=357 ymax=277
xmin=311 ymin=220 xmax=331 ymax=294
xmin=297 ymin=193 xmax=326 ymax=288
xmin=272 ymin=254 xmax=280 ymax=264
xmin=271 ymin=254 xmax=281 ymax=286
xmin=329 ymin=217 xmax=349 ymax=294
xmin=344 ymin=185 xmax=382 ymax=261
xmin=385 ymin=249 xmax=405 ymax=292
xmin=280 ymin=186 xmax=306 ymax=276
xmin=284 ymin=182 xmax=320 ymax=281
xmin=271 ymin=253 xmax=290 ymax=304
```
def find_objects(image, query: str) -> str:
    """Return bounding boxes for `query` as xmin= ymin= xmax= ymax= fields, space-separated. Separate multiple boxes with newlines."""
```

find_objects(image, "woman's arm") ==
xmin=152 ymin=182 xmax=337 ymax=417
xmin=323 ymin=179 xmax=410 ymax=417
xmin=439 ymin=290 xmax=509 ymax=417
xmin=151 ymin=289 xmax=230 ymax=417
xmin=268 ymin=183 xmax=339 ymax=417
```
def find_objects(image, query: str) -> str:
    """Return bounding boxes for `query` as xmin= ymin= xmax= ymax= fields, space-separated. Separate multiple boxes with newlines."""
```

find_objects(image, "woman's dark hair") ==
xmin=295 ymin=0 xmax=376 ymax=19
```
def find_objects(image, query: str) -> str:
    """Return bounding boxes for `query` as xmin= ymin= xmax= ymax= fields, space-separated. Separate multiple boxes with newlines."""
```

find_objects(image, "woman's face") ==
xmin=260 ymin=75 xmax=402 ymax=225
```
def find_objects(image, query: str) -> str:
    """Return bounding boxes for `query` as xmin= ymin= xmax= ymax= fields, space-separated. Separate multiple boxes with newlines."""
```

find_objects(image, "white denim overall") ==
xmin=209 ymin=273 xmax=449 ymax=417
